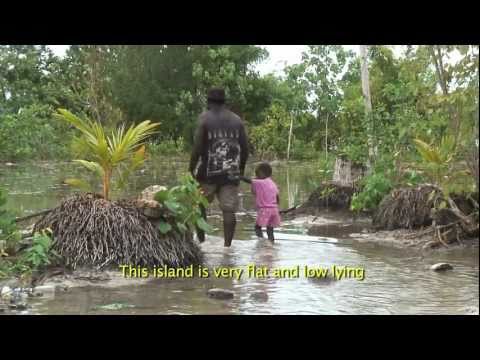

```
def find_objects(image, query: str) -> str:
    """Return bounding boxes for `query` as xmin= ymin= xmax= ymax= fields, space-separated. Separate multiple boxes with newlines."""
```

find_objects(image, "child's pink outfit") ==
xmin=251 ymin=177 xmax=281 ymax=227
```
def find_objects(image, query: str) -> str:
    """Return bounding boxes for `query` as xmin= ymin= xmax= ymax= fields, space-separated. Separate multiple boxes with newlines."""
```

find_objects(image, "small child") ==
xmin=239 ymin=162 xmax=281 ymax=242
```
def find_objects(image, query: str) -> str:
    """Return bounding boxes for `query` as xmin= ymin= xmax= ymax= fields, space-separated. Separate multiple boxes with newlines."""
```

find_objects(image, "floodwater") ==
xmin=0 ymin=157 xmax=478 ymax=315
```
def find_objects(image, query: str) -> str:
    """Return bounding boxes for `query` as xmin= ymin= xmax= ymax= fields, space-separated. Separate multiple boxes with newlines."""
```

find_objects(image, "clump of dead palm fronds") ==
xmin=372 ymin=185 xmax=440 ymax=230
xmin=373 ymin=185 xmax=478 ymax=248
xmin=33 ymin=193 xmax=203 ymax=270
xmin=295 ymin=182 xmax=357 ymax=215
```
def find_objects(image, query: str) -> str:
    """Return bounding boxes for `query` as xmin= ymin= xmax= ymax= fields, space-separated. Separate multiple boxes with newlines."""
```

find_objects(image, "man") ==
xmin=189 ymin=88 xmax=249 ymax=247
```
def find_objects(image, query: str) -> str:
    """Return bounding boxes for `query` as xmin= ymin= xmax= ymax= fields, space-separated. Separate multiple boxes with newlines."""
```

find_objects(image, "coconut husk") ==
xmin=33 ymin=193 xmax=203 ymax=270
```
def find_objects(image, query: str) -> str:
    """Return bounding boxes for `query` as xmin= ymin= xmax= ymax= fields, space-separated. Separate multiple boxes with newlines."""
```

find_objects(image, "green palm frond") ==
xmin=64 ymin=178 xmax=92 ymax=192
xmin=114 ymin=145 xmax=147 ymax=190
xmin=110 ymin=121 xmax=159 ymax=165
xmin=414 ymin=138 xmax=441 ymax=164
xmin=73 ymin=160 xmax=105 ymax=178
xmin=56 ymin=109 xmax=160 ymax=200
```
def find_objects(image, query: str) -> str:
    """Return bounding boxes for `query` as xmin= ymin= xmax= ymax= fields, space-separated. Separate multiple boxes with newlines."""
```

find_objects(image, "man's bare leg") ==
xmin=223 ymin=211 xmax=236 ymax=247
xmin=196 ymin=204 xmax=207 ymax=243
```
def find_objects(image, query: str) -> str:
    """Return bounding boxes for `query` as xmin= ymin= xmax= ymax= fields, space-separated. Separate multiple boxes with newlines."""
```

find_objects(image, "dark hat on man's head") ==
xmin=207 ymin=87 xmax=226 ymax=103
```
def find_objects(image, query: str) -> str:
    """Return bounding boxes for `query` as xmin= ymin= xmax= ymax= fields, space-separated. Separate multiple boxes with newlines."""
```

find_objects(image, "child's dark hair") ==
xmin=255 ymin=162 xmax=272 ymax=179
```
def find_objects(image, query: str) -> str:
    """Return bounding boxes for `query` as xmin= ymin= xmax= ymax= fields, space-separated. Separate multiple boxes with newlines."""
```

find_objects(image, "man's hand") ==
xmin=227 ymin=174 xmax=241 ymax=182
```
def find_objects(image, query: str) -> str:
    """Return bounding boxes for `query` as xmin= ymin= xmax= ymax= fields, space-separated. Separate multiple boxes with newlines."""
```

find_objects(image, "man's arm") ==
xmin=189 ymin=118 xmax=205 ymax=176
xmin=238 ymin=122 xmax=249 ymax=175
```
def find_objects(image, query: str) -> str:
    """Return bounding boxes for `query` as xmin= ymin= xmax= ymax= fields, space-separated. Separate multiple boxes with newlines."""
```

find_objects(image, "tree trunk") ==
xmin=325 ymin=113 xmax=329 ymax=161
xmin=360 ymin=45 xmax=375 ymax=170
xmin=287 ymin=113 xmax=294 ymax=161
xmin=469 ymin=99 xmax=479 ymax=193
xmin=333 ymin=157 xmax=365 ymax=187
xmin=429 ymin=46 xmax=449 ymax=96
xmin=428 ymin=45 xmax=461 ymax=148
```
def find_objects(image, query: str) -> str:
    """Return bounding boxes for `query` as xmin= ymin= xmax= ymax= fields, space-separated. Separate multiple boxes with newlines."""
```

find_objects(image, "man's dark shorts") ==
xmin=200 ymin=183 xmax=239 ymax=213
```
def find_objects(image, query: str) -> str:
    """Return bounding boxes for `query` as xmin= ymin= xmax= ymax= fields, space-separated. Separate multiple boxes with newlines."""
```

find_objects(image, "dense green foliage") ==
xmin=1 ymin=45 xmax=478 ymax=211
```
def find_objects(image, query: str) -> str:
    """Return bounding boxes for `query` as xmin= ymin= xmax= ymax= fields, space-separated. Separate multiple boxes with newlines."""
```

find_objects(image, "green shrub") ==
xmin=148 ymin=137 xmax=186 ymax=156
xmin=351 ymin=172 xmax=393 ymax=212
xmin=20 ymin=229 xmax=58 ymax=271
xmin=0 ymin=187 xmax=20 ymax=256
xmin=154 ymin=174 xmax=212 ymax=235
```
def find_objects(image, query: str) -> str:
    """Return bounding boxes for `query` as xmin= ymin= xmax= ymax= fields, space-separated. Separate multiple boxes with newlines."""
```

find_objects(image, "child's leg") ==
xmin=255 ymin=224 xmax=263 ymax=238
xmin=266 ymin=227 xmax=274 ymax=242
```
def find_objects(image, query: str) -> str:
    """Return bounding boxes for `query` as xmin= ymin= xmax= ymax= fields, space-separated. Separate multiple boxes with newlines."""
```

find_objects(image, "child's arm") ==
xmin=239 ymin=175 xmax=252 ymax=184
xmin=227 ymin=174 xmax=252 ymax=184
xmin=276 ymin=194 xmax=280 ymax=205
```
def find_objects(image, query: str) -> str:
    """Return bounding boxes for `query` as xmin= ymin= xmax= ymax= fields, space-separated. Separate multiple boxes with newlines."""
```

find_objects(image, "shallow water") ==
xmin=1 ymin=158 xmax=478 ymax=315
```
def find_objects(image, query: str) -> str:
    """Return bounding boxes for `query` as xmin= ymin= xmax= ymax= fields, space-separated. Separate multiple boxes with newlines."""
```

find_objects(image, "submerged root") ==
xmin=33 ymin=193 xmax=203 ymax=270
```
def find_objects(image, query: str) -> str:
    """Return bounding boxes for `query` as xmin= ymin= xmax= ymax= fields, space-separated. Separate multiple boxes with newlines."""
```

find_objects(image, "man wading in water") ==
xmin=189 ymin=88 xmax=249 ymax=247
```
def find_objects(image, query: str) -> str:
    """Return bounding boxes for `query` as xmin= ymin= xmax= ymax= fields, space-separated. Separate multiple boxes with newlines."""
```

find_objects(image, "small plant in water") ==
xmin=21 ymin=229 xmax=57 ymax=269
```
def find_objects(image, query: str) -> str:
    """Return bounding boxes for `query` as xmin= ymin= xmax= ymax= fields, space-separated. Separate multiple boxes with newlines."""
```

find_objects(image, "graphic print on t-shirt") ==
xmin=206 ymin=128 xmax=241 ymax=177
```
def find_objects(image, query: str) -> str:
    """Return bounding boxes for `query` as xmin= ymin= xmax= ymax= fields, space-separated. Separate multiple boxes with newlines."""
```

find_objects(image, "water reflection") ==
xmin=1 ymin=158 xmax=478 ymax=315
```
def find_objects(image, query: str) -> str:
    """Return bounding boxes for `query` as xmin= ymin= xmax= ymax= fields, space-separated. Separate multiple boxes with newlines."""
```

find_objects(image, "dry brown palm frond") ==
xmin=33 ymin=193 xmax=203 ymax=270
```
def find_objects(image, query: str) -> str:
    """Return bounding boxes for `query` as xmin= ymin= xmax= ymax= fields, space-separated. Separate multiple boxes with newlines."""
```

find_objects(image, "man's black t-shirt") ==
xmin=189 ymin=105 xmax=249 ymax=185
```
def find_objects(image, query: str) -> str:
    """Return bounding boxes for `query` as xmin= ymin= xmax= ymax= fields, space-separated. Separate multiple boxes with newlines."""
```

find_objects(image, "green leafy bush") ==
xmin=20 ymin=229 xmax=58 ymax=270
xmin=148 ymin=137 xmax=186 ymax=156
xmin=351 ymin=172 xmax=393 ymax=212
xmin=1 ymin=228 xmax=59 ymax=278
xmin=0 ymin=187 xmax=20 ymax=256
xmin=154 ymin=174 xmax=212 ymax=235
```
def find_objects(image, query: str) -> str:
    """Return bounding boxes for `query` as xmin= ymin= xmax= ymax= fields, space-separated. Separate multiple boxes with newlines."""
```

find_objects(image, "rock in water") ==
xmin=8 ymin=302 xmax=29 ymax=310
xmin=430 ymin=263 xmax=453 ymax=271
xmin=32 ymin=285 xmax=56 ymax=298
xmin=207 ymin=288 xmax=234 ymax=300
xmin=136 ymin=185 xmax=168 ymax=219
xmin=1 ymin=286 xmax=12 ymax=299
xmin=250 ymin=291 xmax=269 ymax=302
